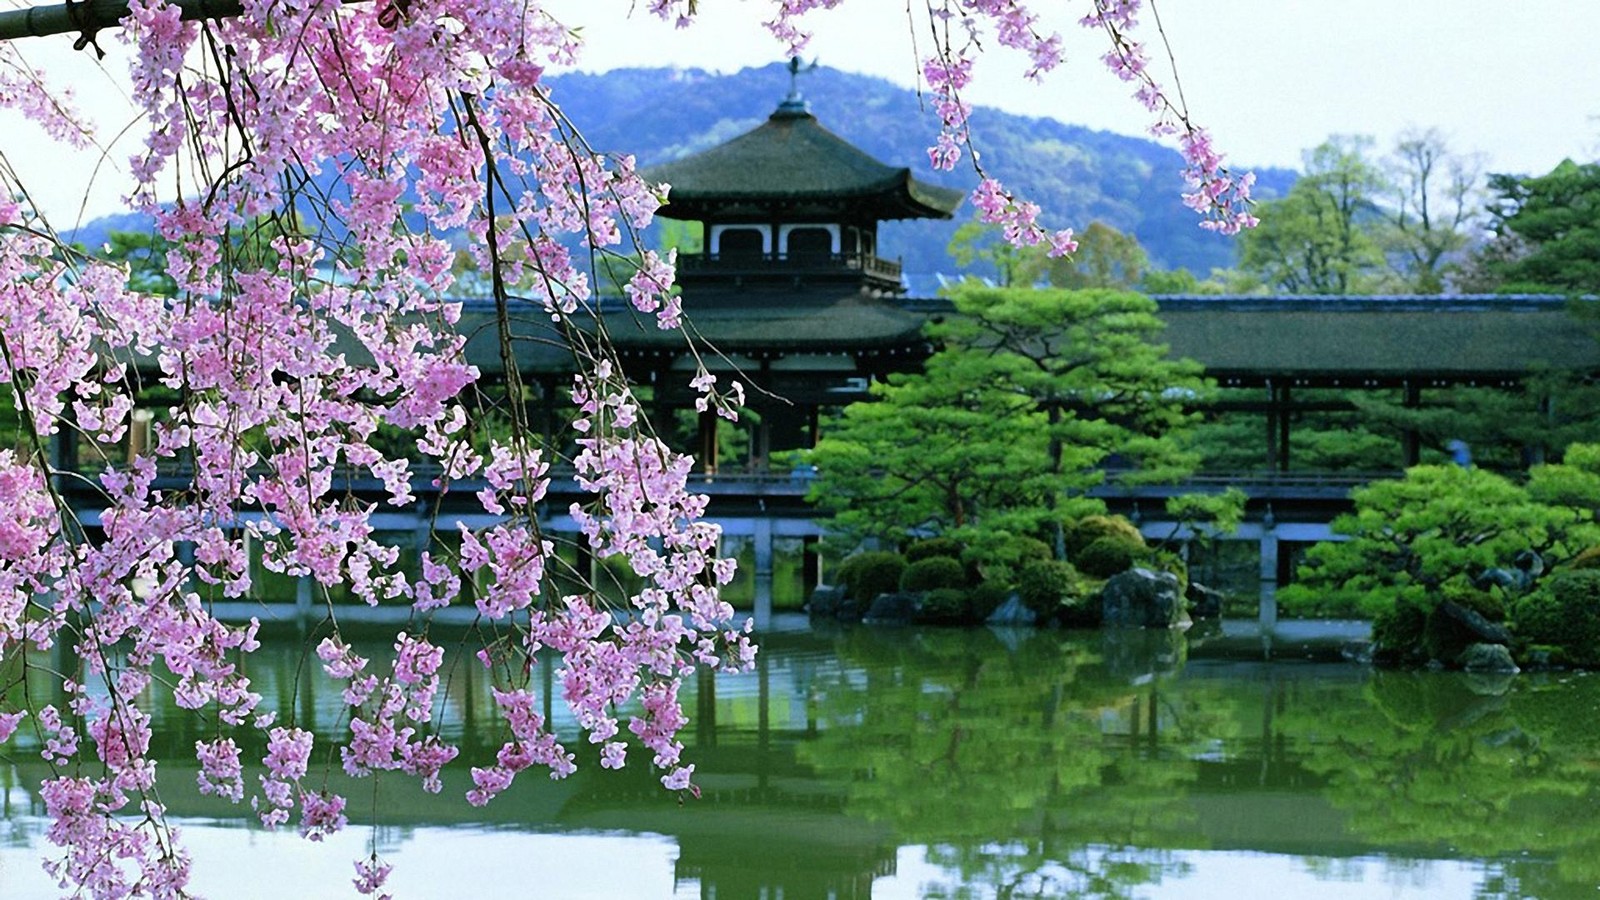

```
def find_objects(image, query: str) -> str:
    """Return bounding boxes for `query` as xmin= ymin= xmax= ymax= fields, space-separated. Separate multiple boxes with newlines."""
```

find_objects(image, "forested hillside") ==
xmin=71 ymin=63 xmax=1293 ymax=277
xmin=548 ymin=63 xmax=1295 ymax=277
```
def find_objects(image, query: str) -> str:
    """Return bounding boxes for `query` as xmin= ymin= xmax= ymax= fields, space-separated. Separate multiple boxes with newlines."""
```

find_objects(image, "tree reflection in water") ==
xmin=790 ymin=625 xmax=1600 ymax=900
xmin=796 ymin=627 xmax=1207 ymax=898
xmin=4 ymin=623 xmax=1600 ymax=898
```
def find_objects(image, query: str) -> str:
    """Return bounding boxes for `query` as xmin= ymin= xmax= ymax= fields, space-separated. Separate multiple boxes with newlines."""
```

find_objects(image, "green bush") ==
xmin=1017 ymin=560 xmax=1083 ymax=619
xmin=841 ymin=551 xmax=907 ymax=603
xmin=1075 ymin=536 xmax=1146 ymax=579
xmin=906 ymin=537 xmax=964 ymax=564
xmin=966 ymin=581 xmax=1011 ymax=621
xmin=921 ymin=588 xmax=971 ymax=625
xmin=959 ymin=532 xmax=1052 ymax=585
xmin=1372 ymin=597 xmax=1430 ymax=665
xmin=831 ymin=554 xmax=864 ymax=593
xmin=1064 ymin=515 xmax=1145 ymax=559
xmin=900 ymin=557 xmax=967 ymax=593
xmin=1513 ymin=569 xmax=1600 ymax=666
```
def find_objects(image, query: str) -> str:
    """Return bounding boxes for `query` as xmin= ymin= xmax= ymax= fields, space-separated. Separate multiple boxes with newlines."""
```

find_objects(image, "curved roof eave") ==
xmin=640 ymin=109 xmax=964 ymax=222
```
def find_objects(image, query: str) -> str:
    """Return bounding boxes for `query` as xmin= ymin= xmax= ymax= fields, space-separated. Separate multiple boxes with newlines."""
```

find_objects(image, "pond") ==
xmin=3 ymin=617 xmax=1599 ymax=899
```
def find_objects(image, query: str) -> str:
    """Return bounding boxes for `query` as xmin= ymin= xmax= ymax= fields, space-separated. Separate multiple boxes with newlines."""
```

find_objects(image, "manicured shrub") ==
xmin=1064 ymin=515 xmax=1145 ymax=559
xmin=1075 ymin=536 xmax=1146 ymax=579
xmin=1513 ymin=569 xmax=1600 ymax=666
xmin=841 ymin=551 xmax=907 ymax=603
xmin=960 ymin=532 xmax=1052 ymax=585
xmin=900 ymin=556 xmax=967 ymax=593
xmin=1017 ymin=560 xmax=1083 ymax=618
xmin=920 ymin=588 xmax=971 ymax=626
xmin=831 ymin=554 xmax=864 ymax=593
xmin=965 ymin=581 xmax=1011 ymax=621
xmin=906 ymin=537 xmax=965 ymax=564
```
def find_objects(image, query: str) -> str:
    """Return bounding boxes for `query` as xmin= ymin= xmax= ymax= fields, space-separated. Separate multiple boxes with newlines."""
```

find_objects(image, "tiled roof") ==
xmin=640 ymin=106 xmax=964 ymax=222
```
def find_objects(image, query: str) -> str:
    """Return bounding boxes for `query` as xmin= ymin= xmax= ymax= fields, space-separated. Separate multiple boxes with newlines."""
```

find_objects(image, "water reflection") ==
xmin=3 ymin=622 xmax=1599 ymax=898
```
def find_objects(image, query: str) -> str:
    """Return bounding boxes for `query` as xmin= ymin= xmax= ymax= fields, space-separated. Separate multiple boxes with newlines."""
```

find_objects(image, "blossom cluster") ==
xmin=1080 ymin=0 xmax=1258 ymax=233
xmin=1 ymin=0 xmax=751 ymax=894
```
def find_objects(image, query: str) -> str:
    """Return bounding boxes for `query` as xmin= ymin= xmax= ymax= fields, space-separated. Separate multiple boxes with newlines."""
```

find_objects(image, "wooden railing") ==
xmin=676 ymin=252 xmax=902 ymax=283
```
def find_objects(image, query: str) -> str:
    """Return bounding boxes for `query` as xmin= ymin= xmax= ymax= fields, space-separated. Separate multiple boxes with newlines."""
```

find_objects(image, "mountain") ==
xmin=69 ymin=64 xmax=1294 ymax=279
xmin=545 ymin=63 xmax=1296 ymax=277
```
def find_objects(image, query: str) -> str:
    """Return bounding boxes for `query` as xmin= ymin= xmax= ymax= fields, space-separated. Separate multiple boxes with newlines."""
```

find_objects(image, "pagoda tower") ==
xmin=620 ymin=70 xmax=964 ymax=473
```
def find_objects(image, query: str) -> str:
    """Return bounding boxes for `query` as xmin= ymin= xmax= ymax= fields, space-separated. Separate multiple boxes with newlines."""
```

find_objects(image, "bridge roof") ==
xmin=318 ymin=293 xmax=1600 ymax=384
xmin=1152 ymin=295 xmax=1600 ymax=380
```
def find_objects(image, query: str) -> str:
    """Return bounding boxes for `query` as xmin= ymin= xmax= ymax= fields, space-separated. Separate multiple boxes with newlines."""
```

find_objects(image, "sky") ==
xmin=3 ymin=0 xmax=1598 ymax=228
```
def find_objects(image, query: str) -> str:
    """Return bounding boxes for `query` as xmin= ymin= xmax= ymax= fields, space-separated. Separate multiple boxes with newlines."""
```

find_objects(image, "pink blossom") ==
xmin=196 ymin=738 xmax=245 ymax=803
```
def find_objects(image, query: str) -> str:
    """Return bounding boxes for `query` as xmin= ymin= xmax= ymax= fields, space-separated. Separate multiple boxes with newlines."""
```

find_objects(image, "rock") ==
xmin=1185 ymin=582 xmax=1225 ymax=620
xmin=1474 ymin=550 xmax=1545 ymax=595
xmin=986 ymin=594 xmax=1038 ymax=627
xmin=1514 ymin=549 xmax=1546 ymax=579
xmin=834 ymin=596 xmax=864 ymax=623
xmin=862 ymin=592 xmax=918 ymax=625
xmin=1101 ymin=568 xmax=1190 ymax=629
xmin=1436 ymin=600 xmax=1513 ymax=645
xmin=1459 ymin=642 xmax=1520 ymax=673
xmin=807 ymin=584 xmax=845 ymax=619
xmin=1475 ymin=567 xmax=1527 ymax=593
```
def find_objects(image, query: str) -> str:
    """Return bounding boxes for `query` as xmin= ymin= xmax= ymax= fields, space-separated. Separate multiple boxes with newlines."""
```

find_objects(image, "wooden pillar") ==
xmin=697 ymin=408 xmax=719 ymax=476
xmin=802 ymin=535 xmax=822 ymax=598
xmin=754 ymin=358 xmax=772 ymax=471
xmin=1401 ymin=379 xmax=1422 ymax=468
xmin=296 ymin=575 xmax=314 ymax=628
xmin=574 ymin=540 xmax=594 ymax=588
xmin=752 ymin=409 xmax=771 ymax=473
xmin=1258 ymin=531 xmax=1279 ymax=627
xmin=49 ymin=409 xmax=78 ymax=494
xmin=1277 ymin=383 xmax=1292 ymax=473
xmin=1263 ymin=379 xmax=1279 ymax=473
xmin=540 ymin=377 xmax=557 ymax=453
xmin=651 ymin=368 xmax=673 ymax=436
xmin=1530 ymin=392 xmax=1554 ymax=465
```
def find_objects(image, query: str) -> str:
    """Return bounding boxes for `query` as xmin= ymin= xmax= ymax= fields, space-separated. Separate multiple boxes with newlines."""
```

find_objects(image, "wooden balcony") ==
xmin=677 ymin=251 xmax=903 ymax=288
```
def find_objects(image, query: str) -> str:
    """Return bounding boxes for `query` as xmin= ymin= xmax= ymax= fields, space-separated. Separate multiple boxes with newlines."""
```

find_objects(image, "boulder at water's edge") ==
xmin=1102 ymin=568 xmax=1190 ymax=629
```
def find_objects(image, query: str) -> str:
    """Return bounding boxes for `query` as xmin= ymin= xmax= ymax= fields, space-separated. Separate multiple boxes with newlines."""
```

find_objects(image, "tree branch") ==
xmin=0 ymin=0 xmax=362 ymax=44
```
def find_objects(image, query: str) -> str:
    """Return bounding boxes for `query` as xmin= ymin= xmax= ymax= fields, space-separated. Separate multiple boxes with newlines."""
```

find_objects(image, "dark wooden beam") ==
xmin=0 ymin=0 xmax=242 ymax=43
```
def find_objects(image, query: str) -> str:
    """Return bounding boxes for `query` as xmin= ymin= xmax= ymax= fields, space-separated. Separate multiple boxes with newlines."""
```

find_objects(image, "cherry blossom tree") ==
xmin=0 ymin=0 xmax=1253 ymax=895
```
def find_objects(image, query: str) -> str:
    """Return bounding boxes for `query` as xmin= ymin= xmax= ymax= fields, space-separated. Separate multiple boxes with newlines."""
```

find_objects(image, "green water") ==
xmin=3 ymin=619 xmax=1599 ymax=899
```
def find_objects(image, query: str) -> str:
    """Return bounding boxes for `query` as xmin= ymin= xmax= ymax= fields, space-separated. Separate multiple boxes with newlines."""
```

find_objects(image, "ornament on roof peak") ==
xmin=775 ymin=56 xmax=818 ymax=118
